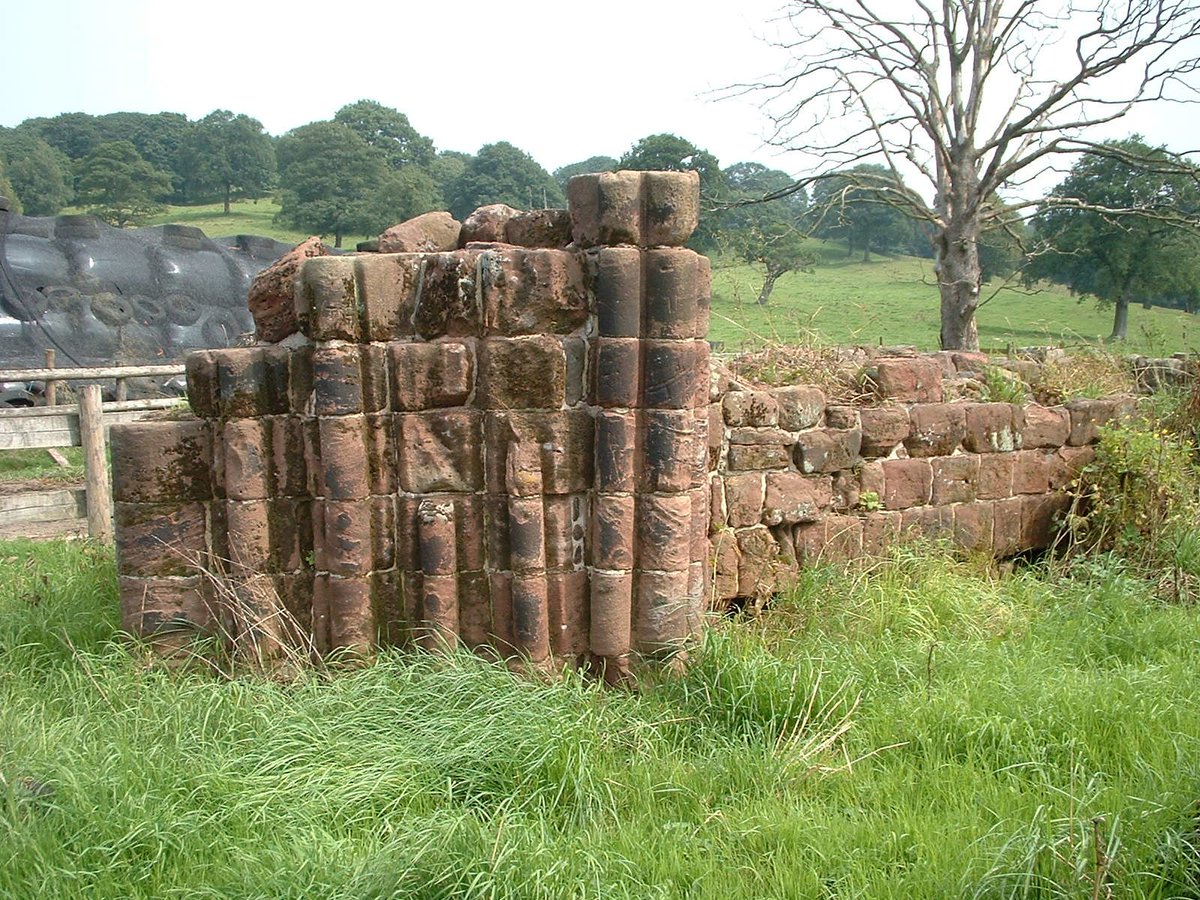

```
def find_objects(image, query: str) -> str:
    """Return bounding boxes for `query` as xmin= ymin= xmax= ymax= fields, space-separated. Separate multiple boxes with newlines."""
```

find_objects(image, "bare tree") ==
xmin=736 ymin=1 xmax=1200 ymax=350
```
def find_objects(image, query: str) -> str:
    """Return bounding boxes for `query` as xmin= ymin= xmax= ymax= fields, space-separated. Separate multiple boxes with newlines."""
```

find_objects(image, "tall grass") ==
xmin=3 ymin=539 xmax=1200 ymax=897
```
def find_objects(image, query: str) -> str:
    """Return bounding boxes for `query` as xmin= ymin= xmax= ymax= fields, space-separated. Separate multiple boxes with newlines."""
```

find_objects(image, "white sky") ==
xmin=2 ymin=0 xmax=1198 ymax=186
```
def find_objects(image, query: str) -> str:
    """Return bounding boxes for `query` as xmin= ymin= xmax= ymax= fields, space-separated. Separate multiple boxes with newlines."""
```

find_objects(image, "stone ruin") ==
xmin=112 ymin=170 xmax=1136 ymax=675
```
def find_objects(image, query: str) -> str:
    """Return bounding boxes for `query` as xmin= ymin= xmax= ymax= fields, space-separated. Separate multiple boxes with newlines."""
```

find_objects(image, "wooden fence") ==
xmin=0 ymin=362 xmax=187 ymax=540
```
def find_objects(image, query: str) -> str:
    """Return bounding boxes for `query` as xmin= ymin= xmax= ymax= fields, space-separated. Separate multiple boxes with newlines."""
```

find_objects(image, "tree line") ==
xmin=4 ymin=56 xmax=1200 ymax=345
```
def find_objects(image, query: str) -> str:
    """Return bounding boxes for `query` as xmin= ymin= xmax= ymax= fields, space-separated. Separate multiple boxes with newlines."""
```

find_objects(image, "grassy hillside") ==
xmin=86 ymin=203 xmax=1200 ymax=357
xmin=711 ymin=240 xmax=1200 ymax=356
xmin=142 ymin=200 xmax=372 ymax=250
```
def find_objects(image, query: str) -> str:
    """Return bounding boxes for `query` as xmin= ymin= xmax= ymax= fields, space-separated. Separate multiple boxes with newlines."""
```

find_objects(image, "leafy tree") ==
xmin=619 ymin=134 xmax=726 ymax=250
xmin=0 ymin=157 xmax=20 ymax=213
xmin=179 ymin=110 xmax=275 ymax=212
xmin=19 ymin=112 xmax=102 ymax=161
xmin=721 ymin=162 xmax=813 ymax=305
xmin=1027 ymin=138 xmax=1200 ymax=341
xmin=444 ymin=142 xmax=563 ymax=220
xmin=362 ymin=167 xmax=443 ymax=232
xmin=275 ymin=122 xmax=389 ymax=248
xmin=810 ymin=164 xmax=920 ymax=262
xmin=0 ymin=128 xmax=72 ymax=215
xmin=333 ymin=100 xmax=435 ymax=171
xmin=74 ymin=141 xmax=172 ymax=226
xmin=430 ymin=150 xmax=470 ymax=203
xmin=553 ymin=155 xmax=618 ymax=189
xmin=95 ymin=112 xmax=193 ymax=200
xmin=740 ymin=1 xmax=1200 ymax=350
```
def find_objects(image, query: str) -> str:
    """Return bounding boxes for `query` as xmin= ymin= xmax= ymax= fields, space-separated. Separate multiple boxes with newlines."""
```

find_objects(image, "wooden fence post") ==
xmin=78 ymin=384 xmax=112 ymax=541
xmin=44 ymin=349 xmax=58 ymax=406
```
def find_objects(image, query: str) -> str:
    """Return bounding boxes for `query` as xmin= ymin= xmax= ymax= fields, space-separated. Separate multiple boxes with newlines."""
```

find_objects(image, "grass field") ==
xmin=135 ymin=202 xmax=1200 ymax=357
xmin=711 ymin=241 xmax=1200 ymax=356
xmin=2 ymin=540 xmax=1200 ymax=897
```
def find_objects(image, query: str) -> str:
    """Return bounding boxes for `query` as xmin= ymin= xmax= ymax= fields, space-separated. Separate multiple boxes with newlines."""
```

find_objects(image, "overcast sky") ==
xmin=3 ymin=0 xmax=1198 ymax=186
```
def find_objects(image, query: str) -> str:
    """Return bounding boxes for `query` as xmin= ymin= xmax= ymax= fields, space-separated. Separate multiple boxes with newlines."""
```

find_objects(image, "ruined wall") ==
xmin=707 ymin=353 xmax=1135 ymax=605
xmin=113 ymin=171 xmax=711 ymax=677
xmin=112 ymin=169 xmax=1143 ymax=672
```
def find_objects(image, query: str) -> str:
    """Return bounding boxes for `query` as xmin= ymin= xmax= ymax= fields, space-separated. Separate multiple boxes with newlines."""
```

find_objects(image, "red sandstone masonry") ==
xmin=111 ymin=168 xmax=1125 ymax=670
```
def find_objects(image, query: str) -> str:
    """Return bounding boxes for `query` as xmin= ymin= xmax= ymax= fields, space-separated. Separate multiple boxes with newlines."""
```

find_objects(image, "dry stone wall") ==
xmin=112 ymin=168 xmax=1138 ymax=673
xmin=707 ymin=353 xmax=1135 ymax=605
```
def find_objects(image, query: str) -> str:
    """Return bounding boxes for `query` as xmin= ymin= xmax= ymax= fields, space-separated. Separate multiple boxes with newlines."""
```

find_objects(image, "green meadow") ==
xmin=3 ymin=541 xmax=1200 ymax=897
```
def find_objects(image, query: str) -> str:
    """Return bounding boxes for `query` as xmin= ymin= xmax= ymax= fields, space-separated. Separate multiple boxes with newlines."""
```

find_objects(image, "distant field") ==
xmin=711 ymin=240 xmax=1200 ymax=356
xmin=143 ymin=200 xmax=372 ymax=250
xmin=86 ymin=203 xmax=1200 ymax=357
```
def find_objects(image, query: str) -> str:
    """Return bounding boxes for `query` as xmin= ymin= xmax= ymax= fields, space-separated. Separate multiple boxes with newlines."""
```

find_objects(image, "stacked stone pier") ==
xmin=113 ymin=170 xmax=711 ymax=674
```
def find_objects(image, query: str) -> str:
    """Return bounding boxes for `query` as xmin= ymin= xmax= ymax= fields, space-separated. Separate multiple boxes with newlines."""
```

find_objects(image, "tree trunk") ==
xmin=756 ymin=270 xmax=781 ymax=306
xmin=334 ymin=229 xmax=343 ymax=249
xmin=936 ymin=222 xmax=982 ymax=351
xmin=1109 ymin=294 xmax=1130 ymax=342
xmin=862 ymin=246 xmax=871 ymax=263
xmin=224 ymin=183 xmax=231 ymax=215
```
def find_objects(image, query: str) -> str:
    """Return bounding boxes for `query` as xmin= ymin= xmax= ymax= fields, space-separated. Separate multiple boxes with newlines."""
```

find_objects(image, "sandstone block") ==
xmin=711 ymin=529 xmax=741 ymax=602
xmin=952 ymin=501 xmax=994 ymax=552
xmin=636 ymin=494 xmax=693 ymax=572
xmin=225 ymin=499 xmax=272 ymax=573
xmin=503 ymin=208 xmax=572 ymax=248
xmin=567 ymin=170 xmax=699 ymax=248
xmin=389 ymin=340 xmax=475 ymax=411
xmin=479 ymin=248 xmax=588 ymax=335
xmin=354 ymin=253 xmax=422 ymax=341
xmin=824 ymin=515 xmax=866 ymax=561
xmin=364 ymin=414 xmax=396 ymax=495
xmin=111 ymin=419 xmax=212 ymax=503
xmin=1011 ymin=450 xmax=1050 ymax=495
xmin=727 ymin=444 xmax=791 ymax=471
xmin=592 ymin=246 xmax=642 ymax=338
xmin=859 ymin=405 xmax=911 ymax=457
xmin=643 ymin=248 xmax=702 ymax=339
xmin=222 ymin=419 xmax=270 ymax=501
xmin=485 ymin=410 xmax=594 ymax=495
xmin=1021 ymin=493 xmax=1069 ymax=551
xmin=396 ymin=409 xmax=484 ymax=493
xmin=905 ymin=404 xmax=966 ymax=457
xmin=992 ymin=496 xmax=1023 ymax=557
xmin=962 ymin=403 xmax=1023 ymax=453
xmin=317 ymin=573 xmax=376 ymax=656
xmin=977 ymin=453 xmax=1014 ymax=500
xmin=315 ymin=415 xmax=369 ymax=499
xmin=511 ymin=574 xmax=551 ymax=661
xmin=455 ymin=571 xmax=491 ymax=653
xmin=736 ymin=526 xmax=779 ymax=598
xmin=479 ymin=334 xmax=567 ymax=409
xmin=312 ymin=344 xmax=365 ymax=415
xmin=763 ymin=471 xmax=832 ymax=525
xmin=634 ymin=568 xmax=696 ymax=657
xmin=724 ymin=473 xmax=765 ymax=528
xmin=1066 ymin=398 xmax=1128 ymax=446
xmin=184 ymin=351 xmax=219 ymax=418
xmin=114 ymin=502 xmax=208 ymax=578
xmin=268 ymin=498 xmax=314 ymax=573
xmin=795 ymin=428 xmax=861 ymax=473
xmin=269 ymin=417 xmax=310 ymax=498
xmin=460 ymin=204 xmax=521 ymax=244
xmin=592 ymin=338 xmax=641 ymax=408
xmin=723 ymin=390 xmax=779 ymax=427
xmin=900 ymin=505 xmax=953 ymax=543
xmin=594 ymin=410 xmax=639 ymax=493
xmin=414 ymin=251 xmax=481 ymax=338
xmin=592 ymin=494 xmax=636 ymax=570
xmin=867 ymin=357 xmax=943 ymax=402
xmin=1022 ymin=404 xmax=1070 ymax=449
xmin=882 ymin=458 xmax=932 ymax=509
xmin=547 ymin=570 xmax=589 ymax=658
xmin=590 ymin=569 xmax=634 ymax=658
xmin=119 ymin=574 xmax=216 ymax=639
xmin=248 ymin=236 xmax=328 ymax=342
xmin=773 ymin=385 xmax=825 ymax=431
xmin=214 ymin=348 xmax=272 ymax=419
xmin=930 ymin=454 xmax=980 ymax=505
xmin=861 ymin=511 xmax=901 ymax=557
xmin=297 ymin=255 xmax=359 ymax=342
xmin=315 ymin=499 xmax=373 ymax=577
xmin=641 ymin=409 xmax=696 ymax=493
xmin=642 ymin=340 xmax=707 ymax=409
xmin=379 ymin=211 xmax=461 ymax=254
xmin=544 ymin=494 xmax=587 ymax=571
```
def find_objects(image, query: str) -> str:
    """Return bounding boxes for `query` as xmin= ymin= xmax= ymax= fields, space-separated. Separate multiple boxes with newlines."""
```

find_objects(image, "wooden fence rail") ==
xmin=0 ymin=362 xmax=187 ymax=540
